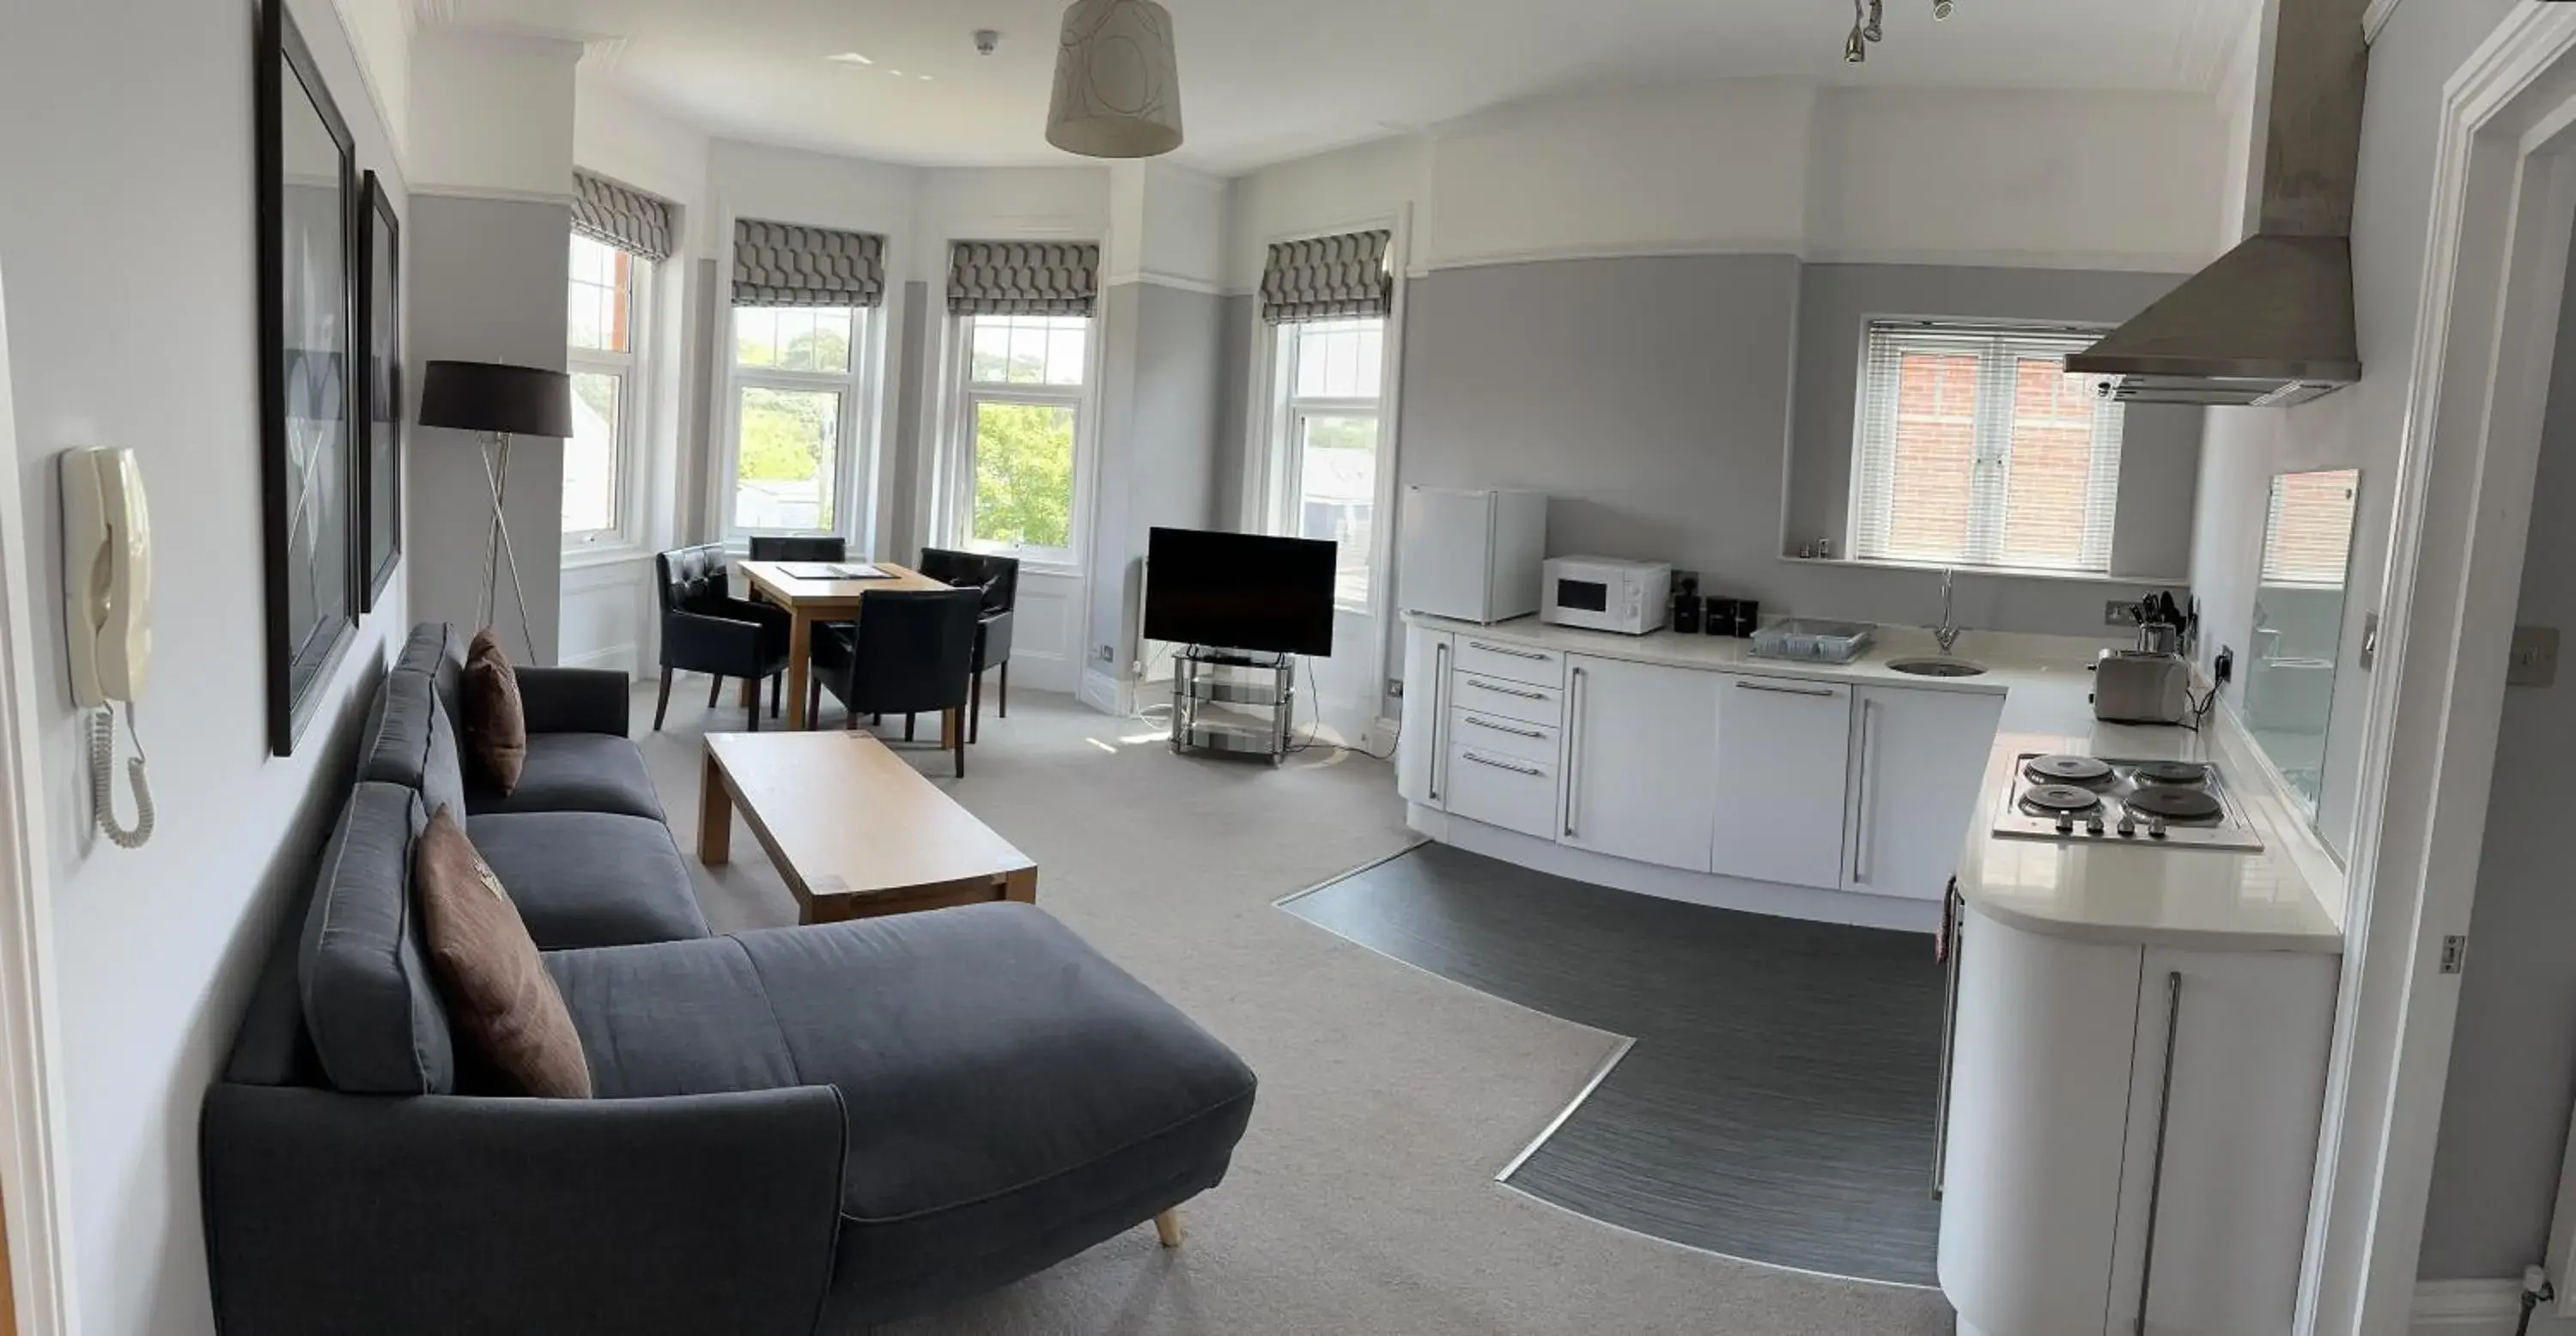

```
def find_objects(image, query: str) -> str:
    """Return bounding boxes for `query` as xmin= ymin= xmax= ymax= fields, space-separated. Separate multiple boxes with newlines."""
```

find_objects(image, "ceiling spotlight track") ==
xmin=1844 ymin=0 xmax=1951 ymax=59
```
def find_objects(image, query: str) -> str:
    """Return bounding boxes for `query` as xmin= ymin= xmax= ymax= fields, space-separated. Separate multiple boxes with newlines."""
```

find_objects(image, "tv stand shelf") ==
xmin=1170 ymin=647 xmax=1295 ymax=765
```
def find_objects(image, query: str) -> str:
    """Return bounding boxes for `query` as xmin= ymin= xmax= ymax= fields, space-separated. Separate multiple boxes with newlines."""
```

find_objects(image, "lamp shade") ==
xmin=417 ymin=360 xmax=574 ymax=438
xmin=1045 ymin=0 xmax=1183 ymax=159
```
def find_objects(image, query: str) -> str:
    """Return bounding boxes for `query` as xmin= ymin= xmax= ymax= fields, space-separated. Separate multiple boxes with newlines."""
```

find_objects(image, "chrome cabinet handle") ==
xmin=2136 ymin=970 xmax=2184 ymax=1336
xmin=1735 ymin=678 xmax=1838 ymax=698
xmin=1459 ymin=750 xmax=1544 ymax=778
xmin=1564 ymin=665 xmax=1586 ymax=839
xmin=1463 ymin=677 xmax=1551 ymax=701
xmin=1463 ymin=715 xmax=1546 ymax=740
xmin=1852 ymin=698 xmax=1874 ymax=884
xmin=1467 ymin=641 xmax=1550 ymax=661
xmin=1429 ymin=641 xmax=1449 ymax=802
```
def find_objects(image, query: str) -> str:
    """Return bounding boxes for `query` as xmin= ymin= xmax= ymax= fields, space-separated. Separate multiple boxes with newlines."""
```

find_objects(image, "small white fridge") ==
xmin=1398 ymin=487 xmax=1548 ymax=623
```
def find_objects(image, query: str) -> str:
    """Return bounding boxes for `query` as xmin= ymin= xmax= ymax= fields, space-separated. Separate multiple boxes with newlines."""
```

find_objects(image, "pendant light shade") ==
xmin=1046 ymin=0 xmax=1184 ymax=159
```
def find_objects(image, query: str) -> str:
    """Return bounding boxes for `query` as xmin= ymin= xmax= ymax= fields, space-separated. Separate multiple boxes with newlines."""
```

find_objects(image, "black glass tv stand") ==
xmin=1170 ymin=646 xmax=1295 ymax=765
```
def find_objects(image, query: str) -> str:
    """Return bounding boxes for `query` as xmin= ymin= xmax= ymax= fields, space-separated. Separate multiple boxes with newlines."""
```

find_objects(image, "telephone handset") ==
xmin=62 ymin=447 xmax=152 ymax=848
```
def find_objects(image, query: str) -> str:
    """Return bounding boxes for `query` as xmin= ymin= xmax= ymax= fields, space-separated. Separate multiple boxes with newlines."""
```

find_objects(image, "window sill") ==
xmin=562 ymin=542 xmax=651 ymax=571
xmin=1777 ymin=554 xmax=2189 ymax=587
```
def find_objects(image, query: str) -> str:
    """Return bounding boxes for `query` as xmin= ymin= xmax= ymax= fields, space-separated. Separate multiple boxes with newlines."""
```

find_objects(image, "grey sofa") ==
xmin=201 ymin=624 xmax=1257 ymax=1333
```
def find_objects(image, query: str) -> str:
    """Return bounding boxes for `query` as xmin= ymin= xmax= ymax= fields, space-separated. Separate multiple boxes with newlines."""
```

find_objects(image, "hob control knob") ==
xmin=2086 ymin=814 xmax=2105 ymax=835
xmin=2055 ymin=815 xmax=2075 ymax=835
xmin=2148 ymin=815 xmax=2169 ymax=840
xmin=2117 ymin=812 xmax=2137 ymax=838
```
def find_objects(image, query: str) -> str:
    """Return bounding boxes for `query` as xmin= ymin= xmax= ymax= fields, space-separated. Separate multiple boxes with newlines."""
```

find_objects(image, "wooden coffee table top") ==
xmin=701 ymin=730 xmax=1035 ymax=908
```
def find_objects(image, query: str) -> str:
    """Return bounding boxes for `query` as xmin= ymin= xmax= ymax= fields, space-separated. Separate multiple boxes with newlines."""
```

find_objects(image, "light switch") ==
xmin=2507 ymin=625 xmax=2560 ymax=688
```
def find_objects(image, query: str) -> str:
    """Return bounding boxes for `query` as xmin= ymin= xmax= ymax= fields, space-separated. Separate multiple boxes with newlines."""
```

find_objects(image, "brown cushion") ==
xmin=464 ymin=628 xmax=526 ymax=793
xmin=413 ymin=805 xmax=592 ymax=1098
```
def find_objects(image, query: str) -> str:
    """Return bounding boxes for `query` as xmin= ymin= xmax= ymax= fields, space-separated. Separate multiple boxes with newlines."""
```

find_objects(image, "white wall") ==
xmin=409 ymin=30 xmax=579 ymax=200
xmin=330 ymin=0 xmax=414 ymax=167
xmin=0 ymin=0 xmax=410 ymax=1330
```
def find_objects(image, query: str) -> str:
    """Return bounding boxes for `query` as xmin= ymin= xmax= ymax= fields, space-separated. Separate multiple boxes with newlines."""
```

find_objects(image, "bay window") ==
xmin=953 ymin=312 xmax=1089 ymax=564
xmin=564 ymin=233 xmax=645 ymax=548
xmin=722 ymin=218 xmax=887 ymax=543
xmin=1269 ymin=318 xmax=1385 ymax=608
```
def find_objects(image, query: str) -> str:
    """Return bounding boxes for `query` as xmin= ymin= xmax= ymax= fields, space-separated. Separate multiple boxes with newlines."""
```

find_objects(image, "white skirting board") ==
xmin=2415 ymin=1280 xmax=2576 ymax=1333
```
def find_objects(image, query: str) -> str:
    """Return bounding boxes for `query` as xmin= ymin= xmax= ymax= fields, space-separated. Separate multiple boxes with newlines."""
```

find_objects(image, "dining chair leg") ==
xmin=653 ymin=667 xmax=674 ymax=732
xmin=970 ymin=671 xmax=983 ymax=745
xmin=770 ymin=672 xmax=782 ymax=719
xmin=807 ymin=677 xmax=824 ymax=731
xmin=999 ymin=662 xmax=1009 ymax=718
xmin=872 ymin=714 xmax=882 ymax=726
xmin=952 ymin=710 xmax=966 ymax=777
xmin=708 ymin=674 xmax=724 ymax=709
xmin=746 ymin=689 xmax=762 ymax=732
xmin=904 ymin=714 xmax=916 ymax=742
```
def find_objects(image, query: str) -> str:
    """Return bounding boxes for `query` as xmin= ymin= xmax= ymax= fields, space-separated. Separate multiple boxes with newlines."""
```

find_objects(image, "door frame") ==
xmin=2300 ymin=8 xmax=2576 ymax=1330
xmin=0 ymin=262 xmax=80 ymax=1333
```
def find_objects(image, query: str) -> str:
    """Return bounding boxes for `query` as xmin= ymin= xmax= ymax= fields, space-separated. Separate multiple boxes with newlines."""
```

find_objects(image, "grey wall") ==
xmin=1788 ymin=263 xmax=2203 ymax=581
xmin=1211 ymin=293 xmax=1257 ymax=532
xmin=0 ymin=0 xmax=409 ymax=1329
xmin=1086 ymin=282 xmax=1225 ymax=674
xmin=886 ymin=278 xmax=931 ymax=561
xmin=680 ymin=255 xmax=721 ymax=544
xmin=406 ymin=193 xmax=571 ymax=664
xmin=2418 ymin=191 xmax=2576 ymax=1280
xmin=1396 ymin=254 xmax=2193 ymax=650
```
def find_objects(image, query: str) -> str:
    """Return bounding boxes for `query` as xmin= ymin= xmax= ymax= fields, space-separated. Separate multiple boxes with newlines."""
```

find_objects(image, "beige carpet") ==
xmin=635 ymin=680 xmax=1955 ymax=1335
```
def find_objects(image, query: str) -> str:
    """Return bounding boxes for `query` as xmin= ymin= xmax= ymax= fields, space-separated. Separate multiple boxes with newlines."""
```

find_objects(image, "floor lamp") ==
xmin=418 ymin=360 xmax=573 ymax=658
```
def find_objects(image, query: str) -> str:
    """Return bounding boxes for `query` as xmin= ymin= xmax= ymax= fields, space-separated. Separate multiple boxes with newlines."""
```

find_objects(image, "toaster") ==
xmin=2093 ymin=650 xmax=2192 ymax=724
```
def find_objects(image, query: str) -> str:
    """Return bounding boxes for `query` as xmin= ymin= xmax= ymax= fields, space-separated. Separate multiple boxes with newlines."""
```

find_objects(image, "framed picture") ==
xmin=357 ymin=170 xmax=402 ymax=611
xmin=258 ymin=0 xmax=360 ymax=756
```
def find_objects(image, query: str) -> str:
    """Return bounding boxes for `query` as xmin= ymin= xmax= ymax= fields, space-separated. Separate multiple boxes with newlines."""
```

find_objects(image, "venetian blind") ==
xmin=732 ymin=218 xmax=886 ymax=308
xmin=1850 ymin=319 xmax=2126 ymax=574
xmin=2261 ymin=471 xmax=2360 ymax=584
xmin=571 ymin=172 xmax=675 ymax=262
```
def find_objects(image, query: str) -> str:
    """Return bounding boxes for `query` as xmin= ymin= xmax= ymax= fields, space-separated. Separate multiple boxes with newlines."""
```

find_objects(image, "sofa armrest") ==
xmin=203 ymin=1083 xmax=847 ymax=1336
xmin=516 ymin=665 xmax=632 ymax=736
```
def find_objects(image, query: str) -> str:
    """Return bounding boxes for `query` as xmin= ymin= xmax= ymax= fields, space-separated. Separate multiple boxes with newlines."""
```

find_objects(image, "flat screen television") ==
xmin=1143 ymin=528 xmax=1337 ymax=657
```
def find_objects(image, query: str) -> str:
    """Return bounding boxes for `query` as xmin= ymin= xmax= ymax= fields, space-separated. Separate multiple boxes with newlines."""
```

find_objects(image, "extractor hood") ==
xmin=2065 ymin=0 xmax=2367 ymax=408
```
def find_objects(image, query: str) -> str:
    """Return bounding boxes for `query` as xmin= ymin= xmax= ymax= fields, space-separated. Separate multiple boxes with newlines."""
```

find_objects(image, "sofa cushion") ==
xmin=415 ymin=806 xmax=592 ymax=1099
xmin=466 ymin=811 xmax=711 ymax=948
xmin=395 ymin=622 xmax=465 ymax=723
xmin=466 ymin=732 xmax=665 ymax=822
xmin=464 ymin=629 xmax=529 ymax=793
xmin=355 ymin=668 xmax=465 ymax=819
xmin=300 ymin=782 xmax=454 ymax=1096
xmin=546 ymin=904 xmax=1256 ymax=1316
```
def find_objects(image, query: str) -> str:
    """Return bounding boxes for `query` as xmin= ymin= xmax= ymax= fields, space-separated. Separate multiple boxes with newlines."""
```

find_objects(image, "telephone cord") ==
xmin=89 ymin=701 xmax=153 ymax=848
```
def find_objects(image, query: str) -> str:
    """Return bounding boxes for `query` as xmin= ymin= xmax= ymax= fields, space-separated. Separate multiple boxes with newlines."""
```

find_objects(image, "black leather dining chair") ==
xmin=916 ymin=548 xmax=1020 ymax=744
xmin=805 ymin=587 xmax=983 ymax=776
xmin=653 ymin=544 xmax=790 ymax=731
xmin=746 ymin=536 xmax=848 ymax=562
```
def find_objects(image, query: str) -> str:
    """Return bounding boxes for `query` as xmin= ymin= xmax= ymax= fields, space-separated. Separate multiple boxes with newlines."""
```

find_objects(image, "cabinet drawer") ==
xmin=1449 ymin=708 xmax=1559 ymax=766
xmin=1454 ymin=636 xmax=1564 ymax=689
xmin=1451 ymin=672 xmax=1564 ymax=726
xmin=1445 ymin=743 xmax=1561 ymax=840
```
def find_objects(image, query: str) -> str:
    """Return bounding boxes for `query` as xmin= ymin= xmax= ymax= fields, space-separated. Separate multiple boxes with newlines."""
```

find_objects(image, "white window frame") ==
xmin=1257 ymin=316 xmax=1389 ymax=611
xmin=934 ymin=309 xmax=1102 ymax=574
xmin=563 ymin=235 xmax=650 ymax=552
xmin=718 ymin=302 xmax=876 ymax=545
xmin=1845 ymin=319 xmax=2126 ymax=576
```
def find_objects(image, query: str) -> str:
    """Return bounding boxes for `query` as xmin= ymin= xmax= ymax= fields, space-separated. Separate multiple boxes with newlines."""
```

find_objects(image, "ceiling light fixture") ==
xmin=827 ymin=52 xmax=873 ymax=65
xmin=1845 ymin=0 xmax=1868 ymax=62
xmin=1045 ymin=0 xmax=1184 ymax=159
xmin=1838 ymin=0 xmax=1951 ymax=58
xmin=1864 ymin=0 xmax=1884 ymax=43
xmin=1933 ymin=0 xmax=1955 ymax=18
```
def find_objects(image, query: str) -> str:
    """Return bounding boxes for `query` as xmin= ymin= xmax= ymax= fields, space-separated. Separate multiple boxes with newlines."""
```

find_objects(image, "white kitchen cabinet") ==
xmin=1397 ymin=625 xmax=1452 ymax=809
xmin=1444 ymin=741 xmax=1561 ymax=840
xmin=1940 ymin=905 xmax=2340 ymax=1336
xmin=1709 ymin=675 xmax=1853 ymax=889
xmin=1844 ymin=687 xmax=2007 ymax=901
xmin=1560 ymin=653 xmax=1720 ymax=872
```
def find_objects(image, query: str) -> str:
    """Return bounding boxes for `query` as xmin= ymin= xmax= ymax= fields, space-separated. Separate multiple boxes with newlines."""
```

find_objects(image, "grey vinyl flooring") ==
xmin=1281 ymin=841 xmax=1945 ymax=1287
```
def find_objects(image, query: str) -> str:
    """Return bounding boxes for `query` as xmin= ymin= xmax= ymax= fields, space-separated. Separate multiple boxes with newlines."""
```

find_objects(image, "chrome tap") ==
xmin=1930 ymin=568 xmax=1965 ymax=655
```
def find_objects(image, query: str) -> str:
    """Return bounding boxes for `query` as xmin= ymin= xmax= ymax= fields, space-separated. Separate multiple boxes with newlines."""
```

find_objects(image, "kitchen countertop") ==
xmin=1405 ymin=612 xmax=2346 ymax=954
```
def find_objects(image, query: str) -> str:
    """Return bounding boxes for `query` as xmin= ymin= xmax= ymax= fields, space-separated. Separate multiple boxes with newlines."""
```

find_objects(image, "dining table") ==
xmin=740 ymin=558 xmax=958 ymax=732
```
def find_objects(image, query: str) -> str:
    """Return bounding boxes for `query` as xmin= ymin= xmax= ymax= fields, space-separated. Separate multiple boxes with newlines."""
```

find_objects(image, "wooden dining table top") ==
xmin=740 ymin=559 xmax=954 ymax=610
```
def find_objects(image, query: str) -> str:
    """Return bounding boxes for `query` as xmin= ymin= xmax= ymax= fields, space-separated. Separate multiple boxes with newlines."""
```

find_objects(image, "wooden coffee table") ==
xmin=698 ymin=730 xmax=1037 ymax=925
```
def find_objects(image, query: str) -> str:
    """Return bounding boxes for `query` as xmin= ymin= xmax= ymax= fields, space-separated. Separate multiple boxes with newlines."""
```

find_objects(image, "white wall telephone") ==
xmin=62 ymin=446 xmax=153 ymax=848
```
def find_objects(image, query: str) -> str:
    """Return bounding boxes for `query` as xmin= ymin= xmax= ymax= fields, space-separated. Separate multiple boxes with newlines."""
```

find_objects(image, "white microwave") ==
xmin=1540 ymin=556 xmax=1671 ymax=635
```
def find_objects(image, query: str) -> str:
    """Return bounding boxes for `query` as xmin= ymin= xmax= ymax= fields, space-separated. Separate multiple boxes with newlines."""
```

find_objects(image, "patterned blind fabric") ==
xmin=948 ymin=241 xmax=1101 ymax=316
xmin=571 ymin=172 xmax=675 ymax=262
xmin=1260 ymin=229 xmax=1393 ymax=325
xmin=732 ymin=218 xmax=886 ymax=308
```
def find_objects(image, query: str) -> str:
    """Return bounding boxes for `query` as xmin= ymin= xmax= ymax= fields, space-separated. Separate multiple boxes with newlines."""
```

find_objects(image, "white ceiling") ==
xmin=436 ymin=0 xmax=2254 ymax=175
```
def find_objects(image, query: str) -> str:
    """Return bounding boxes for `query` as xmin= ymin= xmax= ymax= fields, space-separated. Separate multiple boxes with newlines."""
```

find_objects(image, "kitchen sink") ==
xmin=1887 ymin=657 xmax=1988 ymax=677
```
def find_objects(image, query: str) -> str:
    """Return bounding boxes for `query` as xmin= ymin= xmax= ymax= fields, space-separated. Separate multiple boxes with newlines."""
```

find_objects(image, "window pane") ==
xmin=735 ymin=307 xmax=779 ymax=367
xmin=1355 ymin=327 xmax=1383 ymax=398
xmin=565 ymin=371 xmax=621 ymax=537
xmin=1997 ymin=359 xmax=2104 ymax=569
xmin=1876 ymin=351 xmax=1982 ymax=562
xmin=1007 ymin=324 xmax=1048 ymax=385
xmin=567 ymin=235 xmax=630 ymax=353
xmin=970 ymin=400 xmax=1076 ymax=550
xmin=568 ymin=283 xmax=605 ymax=351
xmin=735 ymin=386 xmax=841 ymax=531
xmin=809 ymin=308 xmax=853 ymax=373
xmin=1295 ymin=327 xmax=1329 ymax=398
xmin=1044 ymin=325 xmax=1086 ymax=386
xmin=1297 ymin=414 xmax=1378 ymax=605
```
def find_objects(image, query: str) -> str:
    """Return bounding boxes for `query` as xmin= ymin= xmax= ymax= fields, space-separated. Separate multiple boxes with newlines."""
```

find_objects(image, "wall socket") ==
xmin=1096 ymin=644 xmax=1115 ymax=664
xmin=1387 ymin=677 xmax=1404 ymax=700
xmin=2105 ymin=600 xmax=2142 ymax=627
xmin=2507 ymin=624 xmax=2561 ymax=688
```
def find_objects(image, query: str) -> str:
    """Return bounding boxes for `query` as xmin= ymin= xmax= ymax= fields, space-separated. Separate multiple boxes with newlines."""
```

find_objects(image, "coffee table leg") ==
xmin=1003 ymin=867 xmax=1037 ymax=905
xmin=699 ymin=748 xmax=733 ymax=865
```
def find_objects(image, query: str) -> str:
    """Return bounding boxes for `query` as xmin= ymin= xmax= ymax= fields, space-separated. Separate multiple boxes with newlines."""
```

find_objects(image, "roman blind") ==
xmin=1850 ymin=319 xmax=2126 ymax=574
xmin=732 ymin=218 xmax=886 ymax=308
xmin=571 ymin=171 xmax=674 ymax=262
xmin=1260 ymin=229 xmax=1392 ymax=324
xmin=947 ymin=240 xmax=1100 ymax=316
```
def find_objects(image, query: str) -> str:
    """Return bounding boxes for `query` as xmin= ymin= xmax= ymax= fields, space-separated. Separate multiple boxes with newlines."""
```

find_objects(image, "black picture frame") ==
xmin=258 ymin=0 xmax=361 ymax=756
xmin=357 ymin=170 xmax=402 ymax=611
